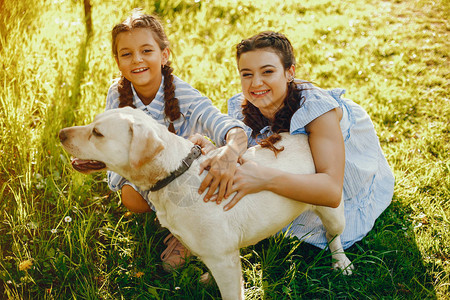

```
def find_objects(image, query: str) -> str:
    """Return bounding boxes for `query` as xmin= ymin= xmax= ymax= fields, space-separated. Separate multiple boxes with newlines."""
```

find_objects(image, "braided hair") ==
xmin=111 ymin=10 xmax=180 ymax=131
xmin=236 ymin=31 xmax=306 ymax=153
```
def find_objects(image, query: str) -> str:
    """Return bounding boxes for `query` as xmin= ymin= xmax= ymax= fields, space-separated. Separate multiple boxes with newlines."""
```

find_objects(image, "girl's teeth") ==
xmin=254 ymin=91 xmax=268 ymax=95
xmin=133 ymin=68 xmax=147 ymax=73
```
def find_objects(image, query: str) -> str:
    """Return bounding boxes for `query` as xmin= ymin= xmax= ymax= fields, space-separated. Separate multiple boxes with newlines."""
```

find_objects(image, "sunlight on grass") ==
xmin=0 ymin=0 xmax=448 ymax=298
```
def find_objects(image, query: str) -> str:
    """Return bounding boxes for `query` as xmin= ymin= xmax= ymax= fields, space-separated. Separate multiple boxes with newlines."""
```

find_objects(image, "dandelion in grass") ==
xmin=134 ymin=271 xmax=144 ymax=278
xmin=19 ymin=259 xmax=33 ymax=271
xmin=64 ymin=216 xmax=72 ymax=223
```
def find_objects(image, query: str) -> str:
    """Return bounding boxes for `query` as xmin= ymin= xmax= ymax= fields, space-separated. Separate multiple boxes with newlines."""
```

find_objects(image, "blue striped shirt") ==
xmin=228 ymin=82 xmax=395 ymax=249
xmin=106 ymin=75 xmax=244 ymax=203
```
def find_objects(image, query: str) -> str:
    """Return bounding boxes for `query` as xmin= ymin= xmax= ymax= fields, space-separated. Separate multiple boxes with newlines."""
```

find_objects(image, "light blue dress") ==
xmin=106 ymin=75 xmax=244 ymax=207
xmin=228 ymin=82 xmax=395 ymax=249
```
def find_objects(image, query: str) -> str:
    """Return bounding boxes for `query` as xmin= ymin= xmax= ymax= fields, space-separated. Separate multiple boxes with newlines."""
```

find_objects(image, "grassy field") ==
xmin=1 ymin=0 xmax=449 ymax=298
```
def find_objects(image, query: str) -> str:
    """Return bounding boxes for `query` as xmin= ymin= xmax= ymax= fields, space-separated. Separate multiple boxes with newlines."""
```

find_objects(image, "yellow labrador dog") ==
xmin=59 ymin=107 xmax=353 ymax=300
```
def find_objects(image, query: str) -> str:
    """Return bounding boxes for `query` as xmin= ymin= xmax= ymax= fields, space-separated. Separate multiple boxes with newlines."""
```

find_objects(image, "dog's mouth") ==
xmin=71 ymin=158 xmax=106 ymax=173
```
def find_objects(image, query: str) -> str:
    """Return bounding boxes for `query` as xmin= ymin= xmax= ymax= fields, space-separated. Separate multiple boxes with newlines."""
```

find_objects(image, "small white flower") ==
xmin=51 ymin=229 xmax=57 ymax=234
xmin=64 ymin=216 xmax=72 ymax=223
xmin=7 ymin=280 xmax=12 ymax=284
xmin=175 ymin=286 xmax=181 ymax=290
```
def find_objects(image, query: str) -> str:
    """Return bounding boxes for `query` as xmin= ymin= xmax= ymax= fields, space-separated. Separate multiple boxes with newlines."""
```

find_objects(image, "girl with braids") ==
xmin=105 ymin=10 xmax=247 ymax=271
xmin=212 ymin=31 xmax=394 ymax=250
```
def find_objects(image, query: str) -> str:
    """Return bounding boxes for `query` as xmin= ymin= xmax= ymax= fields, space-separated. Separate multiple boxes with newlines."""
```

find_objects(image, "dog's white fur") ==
xmin=60 ymin=107 xmax=353 ymax=299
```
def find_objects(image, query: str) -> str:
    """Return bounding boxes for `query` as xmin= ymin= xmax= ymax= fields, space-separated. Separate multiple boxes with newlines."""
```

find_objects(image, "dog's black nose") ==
xmin=59 ymin=129 xmax=67 ymax=142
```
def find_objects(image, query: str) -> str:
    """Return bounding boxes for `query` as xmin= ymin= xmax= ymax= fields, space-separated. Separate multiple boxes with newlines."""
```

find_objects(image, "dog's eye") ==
xmin=92 ymin=128 xmax=103 ymax=137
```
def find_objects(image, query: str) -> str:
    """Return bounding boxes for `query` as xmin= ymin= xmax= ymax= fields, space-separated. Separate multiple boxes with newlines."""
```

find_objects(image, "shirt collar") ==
xmin=131 ymin=75 xmax=189 ymax=133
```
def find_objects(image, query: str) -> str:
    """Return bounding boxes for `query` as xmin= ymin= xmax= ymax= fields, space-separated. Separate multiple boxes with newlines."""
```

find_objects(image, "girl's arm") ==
xmin=223 ymin=108 xmax=344 ymax=211
xmin=185 ymin=93 xmax=248 ymax=203
xmin=197 ymin=127 xmax=248 ymax=203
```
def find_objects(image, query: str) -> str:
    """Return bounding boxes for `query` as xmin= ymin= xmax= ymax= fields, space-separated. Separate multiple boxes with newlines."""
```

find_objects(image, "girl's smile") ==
xmin=131 ymin=67 xmax=149 ymax=73
xmin=251 ymin=89 xmax=270 ymax=96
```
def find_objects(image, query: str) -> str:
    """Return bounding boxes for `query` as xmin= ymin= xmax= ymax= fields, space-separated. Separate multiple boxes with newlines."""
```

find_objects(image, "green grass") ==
xmin=1 ymin=0 xmax=449 ymax=298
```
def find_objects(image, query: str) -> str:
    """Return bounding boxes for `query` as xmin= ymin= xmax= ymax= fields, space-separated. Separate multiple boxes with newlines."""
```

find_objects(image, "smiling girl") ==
xmin=221 ymin=31 xmax=395 ymax=250
xmin=105 ymin=10 xmax=247 ymax=271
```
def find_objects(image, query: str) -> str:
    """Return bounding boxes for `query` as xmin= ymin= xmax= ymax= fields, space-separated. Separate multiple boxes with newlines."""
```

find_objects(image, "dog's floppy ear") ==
xmin=129 ymin=123 xmax=164 ymax=169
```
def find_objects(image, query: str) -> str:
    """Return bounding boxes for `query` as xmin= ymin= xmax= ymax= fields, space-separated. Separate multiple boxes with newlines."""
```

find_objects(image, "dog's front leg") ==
xmin=201 ymin=250 xmax=244 ymax=300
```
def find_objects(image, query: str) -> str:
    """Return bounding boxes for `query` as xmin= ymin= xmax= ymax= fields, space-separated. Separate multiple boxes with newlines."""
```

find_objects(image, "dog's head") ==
xmin=59 ymin=107 xmax=165 ymax=174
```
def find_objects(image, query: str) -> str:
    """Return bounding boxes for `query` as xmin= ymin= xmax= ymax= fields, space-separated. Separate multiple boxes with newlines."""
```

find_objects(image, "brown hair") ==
xmin=236 ymin=31 xmax=306 ymax=153
xmin=111 ymin=10 xmax=180 ymax=131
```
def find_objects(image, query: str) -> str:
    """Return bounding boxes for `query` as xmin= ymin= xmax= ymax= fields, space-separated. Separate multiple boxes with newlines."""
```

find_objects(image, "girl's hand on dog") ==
xmin=223 ymin=158 xmax=275 ymax=211
xmin=198 ymin=144 xmax=240 ymax=204
xmin=189 ymin=134 xmax=217 ymax=155
xmin=196 ymin=128 xmax=247 ymax=204
xmin=189 ymin=133 xmax=232 ymax=202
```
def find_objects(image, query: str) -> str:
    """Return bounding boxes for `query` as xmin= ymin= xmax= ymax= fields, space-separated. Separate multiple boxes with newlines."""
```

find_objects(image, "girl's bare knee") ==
xmin=121 ymin=185 xmax=152 ymax=213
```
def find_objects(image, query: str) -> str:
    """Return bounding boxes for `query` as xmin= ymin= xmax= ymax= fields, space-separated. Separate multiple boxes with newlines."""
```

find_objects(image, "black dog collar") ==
xmin=150 ymin=145 xmax=202 ymax=192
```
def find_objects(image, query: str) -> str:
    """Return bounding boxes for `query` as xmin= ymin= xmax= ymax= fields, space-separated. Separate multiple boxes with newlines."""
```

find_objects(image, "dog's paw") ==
xmin=332 ymin=255 xmax=354 ymax=275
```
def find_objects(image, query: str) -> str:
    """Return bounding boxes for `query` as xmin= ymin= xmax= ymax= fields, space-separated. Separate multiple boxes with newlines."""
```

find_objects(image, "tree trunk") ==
xmin=83 ymin=0 xmax=92 ymax=38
